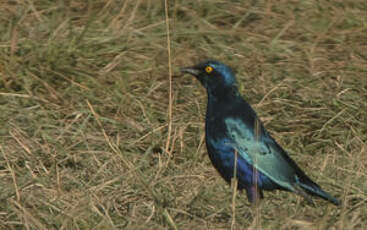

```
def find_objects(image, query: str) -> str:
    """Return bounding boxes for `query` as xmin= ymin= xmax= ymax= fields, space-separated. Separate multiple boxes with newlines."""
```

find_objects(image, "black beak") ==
xmin=180 ymin=67 xmax=200 ymax=76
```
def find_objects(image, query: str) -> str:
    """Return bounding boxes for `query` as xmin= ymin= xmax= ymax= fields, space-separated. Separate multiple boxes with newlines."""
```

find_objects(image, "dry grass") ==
xmin=0 ymin=0 xmax=366 ymax=229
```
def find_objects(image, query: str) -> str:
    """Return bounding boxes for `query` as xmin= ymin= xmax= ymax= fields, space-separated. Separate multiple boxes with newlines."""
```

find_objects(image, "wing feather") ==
xmin=225 ymin=117 xmax=299 ymax=191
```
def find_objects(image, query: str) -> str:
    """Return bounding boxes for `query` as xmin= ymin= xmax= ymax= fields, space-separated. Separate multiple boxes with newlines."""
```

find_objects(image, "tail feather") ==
xmin=299 ymin=182 xmax=341 ymax=206
xmin=293 ymin=184 xmax=315 ymax=206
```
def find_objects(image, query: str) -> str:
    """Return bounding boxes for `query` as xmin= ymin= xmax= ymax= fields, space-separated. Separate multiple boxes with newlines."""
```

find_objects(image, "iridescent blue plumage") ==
xmin=181 ymin=60 xmax=340 ymax=206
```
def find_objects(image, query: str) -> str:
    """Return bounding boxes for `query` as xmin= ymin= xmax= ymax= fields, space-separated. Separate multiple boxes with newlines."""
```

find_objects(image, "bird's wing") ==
xmin=225 ymin=117 xmax=302 ymax=192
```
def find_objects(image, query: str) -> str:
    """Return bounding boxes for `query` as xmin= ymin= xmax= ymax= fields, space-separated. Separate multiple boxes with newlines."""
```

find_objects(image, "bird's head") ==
xmin=181 ymin=60 xmax=237 ymax=93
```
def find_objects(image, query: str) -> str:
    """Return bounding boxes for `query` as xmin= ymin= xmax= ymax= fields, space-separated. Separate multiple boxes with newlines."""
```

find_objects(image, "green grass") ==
xmin=1 ymin=0 xmax=366 ymax=229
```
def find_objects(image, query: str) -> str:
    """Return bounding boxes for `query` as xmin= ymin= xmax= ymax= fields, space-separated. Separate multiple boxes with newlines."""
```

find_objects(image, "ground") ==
xmin=0 ymin=0 xmax=366 ymax=229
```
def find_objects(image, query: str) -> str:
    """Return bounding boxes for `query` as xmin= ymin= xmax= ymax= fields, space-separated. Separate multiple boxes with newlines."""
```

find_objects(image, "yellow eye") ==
xmin=205 ymin=66 xmax=213 ymax=73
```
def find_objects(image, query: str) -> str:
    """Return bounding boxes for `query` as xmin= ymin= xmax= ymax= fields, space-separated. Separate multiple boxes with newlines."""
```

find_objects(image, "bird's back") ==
xmin=204 ymin=90 xmax=281 ymax=191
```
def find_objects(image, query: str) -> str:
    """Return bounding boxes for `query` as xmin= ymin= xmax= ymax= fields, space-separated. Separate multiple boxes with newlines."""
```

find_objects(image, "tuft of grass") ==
xmin=0 ymin=0 xmax=366 ymax=229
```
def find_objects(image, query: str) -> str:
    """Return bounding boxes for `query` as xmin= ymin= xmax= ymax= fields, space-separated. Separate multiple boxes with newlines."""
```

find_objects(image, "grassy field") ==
xmin=1 ymin=0 xmax=366 ymax=229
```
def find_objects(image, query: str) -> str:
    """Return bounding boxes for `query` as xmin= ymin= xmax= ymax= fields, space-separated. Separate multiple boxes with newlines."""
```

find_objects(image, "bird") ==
xmin=181 ymin=60 xmax=340 ymax=206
